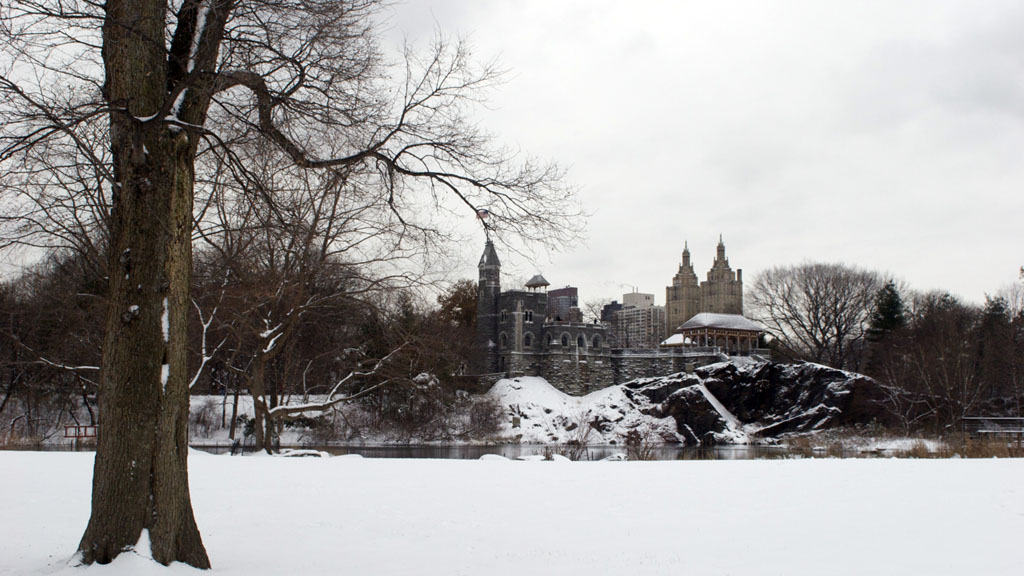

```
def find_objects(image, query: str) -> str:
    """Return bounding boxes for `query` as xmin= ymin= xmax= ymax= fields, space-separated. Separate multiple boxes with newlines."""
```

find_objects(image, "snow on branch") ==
xmin=188 ymin=298 xmax=227 ymax=390
xmin=265 ymin=344 xmax=405 ymax=419
xmin=4 ymin=335 xmax=99 ymax=387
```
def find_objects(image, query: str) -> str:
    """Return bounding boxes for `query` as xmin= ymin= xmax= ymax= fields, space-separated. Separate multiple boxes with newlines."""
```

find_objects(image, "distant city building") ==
xmin=548 ymin=286 xmax=578 ymax=321
xmin=622 ymin=291 xmax=655 ymax=309
xmin=600 ymin=300 xmax=623 ymax=323
xmin=665 ymin=236 xmax=743 ymax=334
xmin=613 ymin=304 xmax=666 ymax=349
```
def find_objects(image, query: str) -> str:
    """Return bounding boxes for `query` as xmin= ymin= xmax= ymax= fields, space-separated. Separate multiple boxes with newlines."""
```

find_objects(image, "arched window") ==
xmin=577 ymin=335 xmax=585 ymax=348
xmin=561 ymin=334 xmax=569 ymax=347
xmin=592 ymin=335 xmax=602 ymax=348
xmin=524 ymin=333 xmax=533 ymax=348
xmin=500 ymin=333 xmax=508 ymax=348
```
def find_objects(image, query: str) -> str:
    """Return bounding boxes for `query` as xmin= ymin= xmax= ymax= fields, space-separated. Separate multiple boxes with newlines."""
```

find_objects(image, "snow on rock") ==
xmin=488 ymin=360 xmax=892 ymax=446
xmin=624 ymin=360 xmax=893 ymax=443
xmin=486 ymin=376 xmax=684 ymax=445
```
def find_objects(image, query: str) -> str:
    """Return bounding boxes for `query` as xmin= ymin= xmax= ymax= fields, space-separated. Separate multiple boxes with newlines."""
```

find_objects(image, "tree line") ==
xmin=748 ymin=263 xmax=1024 ymax=433
xmin=0 ymin=250 xmax=485 ymax=446
xmin=1 ymin=0 xmax=578 ymax=566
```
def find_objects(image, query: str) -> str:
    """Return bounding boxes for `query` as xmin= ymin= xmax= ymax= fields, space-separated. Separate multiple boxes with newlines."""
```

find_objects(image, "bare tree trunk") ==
xmin=78 ymin=2 xmax=208 ymax=566
xmin=79 ymin=135 xmax=208 ymax=565
xmin=248 ymin=358 xmax=274 ymax=454
xmin=228 ymin=386 xmax=240 ymax=441
xmin=81 ymin=389 xmax=96 ymax=426
xmin=0 ymin=380 xmax=15 ymax=419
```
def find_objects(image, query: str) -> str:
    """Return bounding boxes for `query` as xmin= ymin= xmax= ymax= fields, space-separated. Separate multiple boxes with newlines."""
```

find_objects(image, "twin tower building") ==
xmin=665 ymin=237 xmax=743 ymax=332
xmin=473 ymin=237 xmax=749 ymax=393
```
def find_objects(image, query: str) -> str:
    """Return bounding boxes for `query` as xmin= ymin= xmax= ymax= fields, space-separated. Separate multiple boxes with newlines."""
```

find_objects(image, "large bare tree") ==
xmin=194 ymin=145 xmax=428 ymax=454
xmin=748 ymin=263 xmax=881 ymax=370
xmin=1 ymin=0 xmax=579 ymax=567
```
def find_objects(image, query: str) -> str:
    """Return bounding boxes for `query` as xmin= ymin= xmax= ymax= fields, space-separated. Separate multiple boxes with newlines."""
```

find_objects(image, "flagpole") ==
xmin=476 ymin=208 xmax=491 ymax=241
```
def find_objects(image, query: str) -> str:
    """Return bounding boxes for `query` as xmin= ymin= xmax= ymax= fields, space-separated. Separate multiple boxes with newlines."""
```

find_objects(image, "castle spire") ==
xmin=479 ymin=239 xmax=500 ymax=268
xmin=682 ymin=241 xmax=691 ymax=267
xmin=475 ymin=239 xmax=502 ymax=373
xmin=717 ymin=235 xmax=726 ymax=261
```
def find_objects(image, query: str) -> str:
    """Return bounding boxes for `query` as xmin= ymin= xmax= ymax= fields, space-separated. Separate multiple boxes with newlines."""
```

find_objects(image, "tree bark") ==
xmin=78 ymin=115 xmax=209 ymax=568
xmin=78 ymin=0 xmax=213 ymax=567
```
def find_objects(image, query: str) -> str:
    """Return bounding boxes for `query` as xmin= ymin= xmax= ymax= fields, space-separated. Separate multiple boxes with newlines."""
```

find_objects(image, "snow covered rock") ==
xmin=625 ymin=360 xmax=892 ymax=442
xmin=486 ymin=376 xmax=684 ymax=445
xmin=487 ymin=360 xmax=891 ymax=446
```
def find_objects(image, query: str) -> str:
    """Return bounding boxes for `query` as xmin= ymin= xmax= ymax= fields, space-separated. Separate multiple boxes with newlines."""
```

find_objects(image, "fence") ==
xmin=962 ymin=417 xmax=1024 ymax=440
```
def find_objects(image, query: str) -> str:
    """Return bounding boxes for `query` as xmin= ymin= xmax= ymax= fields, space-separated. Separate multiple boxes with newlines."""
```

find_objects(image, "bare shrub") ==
xmin=555 ymin=412 xmax=594 ymax=461
xmin=624 ymin=426 xmax=662 ymax=461
xmin=904 ymin=440 xmax=932 ymax=458
xmin=188 ymin=398 xmax=221 ymax=439
xmin=466 ymin=396 xmax=504 ymax=438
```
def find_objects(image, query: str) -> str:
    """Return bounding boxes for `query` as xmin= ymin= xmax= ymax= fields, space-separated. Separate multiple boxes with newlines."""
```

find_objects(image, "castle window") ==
xmin=561 ymin=334 xmax=568 ymax=346
xmin=500 ymin=310 xmax=507 ymax=322
xmin=592 ymin=335 xmax=601 ymax=348
xmin=577 ymin=335 xmax=585 ymax=348
xmin=500 ymin=333 xmax=508 ymax=348
xmin=524 ymin=333 xmax=533 ymax=347
xmin=525 ymin=310 xmax=533 ymax=322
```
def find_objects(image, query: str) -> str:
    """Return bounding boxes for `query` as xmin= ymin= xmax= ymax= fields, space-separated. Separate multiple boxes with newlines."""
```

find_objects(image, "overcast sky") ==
xmin=391 ymin=1 xmax=1023 ymax=306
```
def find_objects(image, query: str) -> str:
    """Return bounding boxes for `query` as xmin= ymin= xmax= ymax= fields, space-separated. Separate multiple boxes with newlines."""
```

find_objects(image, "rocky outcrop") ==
xmin=621 ymin=360 xmax=892 ymax=444
xmin=488 ymin=359 xmax=892 ymax=446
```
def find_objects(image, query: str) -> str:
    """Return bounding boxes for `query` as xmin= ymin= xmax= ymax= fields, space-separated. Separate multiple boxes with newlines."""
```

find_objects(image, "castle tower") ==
xmin=701 ymin=235 xmax=743 ymax=314
xmin=665 ymin=241 xmax=701 ymax=333
xmin=475 ymin=240 xmax=501 ymax=373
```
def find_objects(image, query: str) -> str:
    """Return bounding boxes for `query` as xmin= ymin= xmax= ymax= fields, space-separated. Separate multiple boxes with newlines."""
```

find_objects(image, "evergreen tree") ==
xmin=977 ymin=295 xmax=1013 ymax=399
xmin=868 ymin=280 xmax=906 ymax=341
xmin=437 ymin=280 xmax=478 ymax=329
xmin=863 ymin=280 xmax=906 ymax=378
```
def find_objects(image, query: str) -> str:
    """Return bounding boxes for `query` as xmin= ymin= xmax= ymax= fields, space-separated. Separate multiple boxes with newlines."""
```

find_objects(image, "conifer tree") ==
xmin=864 ymin=280 xmax=906 ymax=377
xmin=977 ymin=295 xmax=1013 ymax=398
xmin=868 ymin=280 xmax=906 ymax=342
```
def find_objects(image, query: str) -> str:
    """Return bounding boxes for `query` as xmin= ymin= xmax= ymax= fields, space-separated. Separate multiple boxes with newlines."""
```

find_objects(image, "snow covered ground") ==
xmin=2 ymin=451 xmax=1023 ymax=576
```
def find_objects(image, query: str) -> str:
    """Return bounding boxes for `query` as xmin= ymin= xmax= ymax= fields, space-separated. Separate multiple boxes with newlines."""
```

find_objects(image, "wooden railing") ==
xmin=962 ymin=417 xmax=1024 ymax=439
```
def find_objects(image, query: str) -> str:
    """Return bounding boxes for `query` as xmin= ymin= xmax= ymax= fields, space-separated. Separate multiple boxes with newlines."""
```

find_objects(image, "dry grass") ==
xmin=785 ymin=429 xmax=1024 ymax=459
xmin=938 ymin=435 xmax=1024 ymax=459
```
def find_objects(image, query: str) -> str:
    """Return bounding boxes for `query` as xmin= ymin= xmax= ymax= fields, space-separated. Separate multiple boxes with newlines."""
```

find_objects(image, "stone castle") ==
xmin=474 ymin=239 xmax=765 ymax=395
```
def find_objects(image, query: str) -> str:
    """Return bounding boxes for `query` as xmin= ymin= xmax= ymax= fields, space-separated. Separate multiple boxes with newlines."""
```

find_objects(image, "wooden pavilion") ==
xmin=674 ymin=313 xmax=763 ymax=355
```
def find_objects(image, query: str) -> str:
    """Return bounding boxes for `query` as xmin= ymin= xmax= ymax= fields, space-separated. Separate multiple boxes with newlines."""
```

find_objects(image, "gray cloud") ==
xmin=391 ymin=0 xmax=1024 ymax=304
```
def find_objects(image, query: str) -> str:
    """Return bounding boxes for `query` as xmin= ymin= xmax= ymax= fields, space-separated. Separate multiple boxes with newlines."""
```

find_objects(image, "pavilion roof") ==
xmin=678 ymin=313 xmax=763 ymax=332
xmin=525 ymin=274 xmax=550 ymax=288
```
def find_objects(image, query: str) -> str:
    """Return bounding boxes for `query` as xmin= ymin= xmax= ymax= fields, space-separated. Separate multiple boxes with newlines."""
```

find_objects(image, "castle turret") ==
xmin=475 ymin=240 xmax=501 ymax=373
